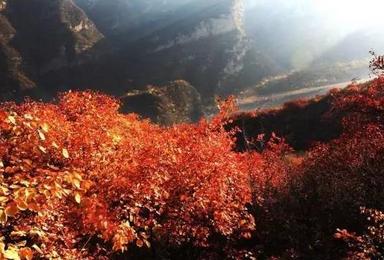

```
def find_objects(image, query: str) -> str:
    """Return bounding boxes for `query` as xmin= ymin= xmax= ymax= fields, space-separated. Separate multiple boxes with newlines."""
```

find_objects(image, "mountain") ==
xmin=121 ymin=80 xmax=203 ymax=125
xmin=0 ymin=0 xmax=383 ymax=113
xmin=72 ymin=0 xmax=279 ymax=100
xmin=0 ymin=0 xmax=104 ymax=100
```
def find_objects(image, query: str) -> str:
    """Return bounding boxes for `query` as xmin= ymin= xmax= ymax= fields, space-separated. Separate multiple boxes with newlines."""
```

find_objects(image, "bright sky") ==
xmin=313 ymin=0 xmax=384 ymax=29
xmin=246 ymin=0 xmax=384 ymax=29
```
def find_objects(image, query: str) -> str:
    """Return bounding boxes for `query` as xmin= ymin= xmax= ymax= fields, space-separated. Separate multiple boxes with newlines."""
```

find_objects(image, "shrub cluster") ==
xmin=2 ymin=76 xmax=384 ymax=259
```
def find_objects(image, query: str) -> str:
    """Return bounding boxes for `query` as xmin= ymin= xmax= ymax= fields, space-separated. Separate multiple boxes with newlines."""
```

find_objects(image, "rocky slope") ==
xmin=0 ymin=0 xmax=380 ymax=119
xmin=0 ymin=0 xmax=104 ymax=100
xmin=121 ymin=80 xmax=203 ymax=125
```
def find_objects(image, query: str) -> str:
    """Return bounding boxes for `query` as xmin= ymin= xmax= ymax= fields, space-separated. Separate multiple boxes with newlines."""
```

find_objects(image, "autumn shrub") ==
xmin=2 ymin=74 xmax=384 ymax=259
xmin=225 ymin=76 xmax=384 ymax=259
xmin=0 ymin=91 xmax=289 ymax=259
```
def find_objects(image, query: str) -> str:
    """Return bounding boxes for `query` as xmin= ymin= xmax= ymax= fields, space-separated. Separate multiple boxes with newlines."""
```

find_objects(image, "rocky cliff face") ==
xmin=0 ymin=1 xmax=35 ymax=100
xmin=6 ymin=0 xmax=103 ymax=74
xmin=0 ymin=0 xmax=103 ymax=100
xmin=79 ymin=0 xmax=276 ymax=101
xmin=121 ymin=80 xmax=203 ymax=125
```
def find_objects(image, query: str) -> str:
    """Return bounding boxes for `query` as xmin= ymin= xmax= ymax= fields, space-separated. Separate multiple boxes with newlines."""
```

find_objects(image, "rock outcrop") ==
xmin=121 ymin=80 xmax=203 ymax=125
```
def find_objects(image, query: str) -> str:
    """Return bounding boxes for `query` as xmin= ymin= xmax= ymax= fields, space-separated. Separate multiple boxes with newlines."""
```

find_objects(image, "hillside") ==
xmin=0 ymin=0 xmax=380 ymax=110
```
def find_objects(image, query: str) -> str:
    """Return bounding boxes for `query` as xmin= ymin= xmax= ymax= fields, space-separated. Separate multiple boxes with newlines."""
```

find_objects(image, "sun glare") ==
xmin=315 ymin=0 xmax=384 ymax=29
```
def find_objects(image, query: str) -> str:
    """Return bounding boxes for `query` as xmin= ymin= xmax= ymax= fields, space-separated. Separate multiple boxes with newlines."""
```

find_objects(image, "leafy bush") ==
xmin=3 ymin=76 xmax=384 ymax=259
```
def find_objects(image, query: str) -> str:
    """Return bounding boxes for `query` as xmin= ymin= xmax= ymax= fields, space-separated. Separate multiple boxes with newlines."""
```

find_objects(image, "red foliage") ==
xmin=2 ymin=75 xmax=384 ymax=259
xmin=0 ymin=91 xmax=286 ymax=258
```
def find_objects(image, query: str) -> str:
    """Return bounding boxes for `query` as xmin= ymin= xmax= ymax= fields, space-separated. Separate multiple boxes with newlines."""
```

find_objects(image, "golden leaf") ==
xmin=62 ymin=149 xmax=69 ymax=159
xmin=41 ymin=123 xmax=49 ymax=133
xmin=0 ymin=161 xmax=3 ymax=168
xmin=73 ymin=179 xmax=81 ymax=189
xmin=53 ymin=189 xmax=62 ymax=199
xmin=74 ymin=192 xmax=81 ymax=204
xmin=5 ymin=202 xmax=19 ymax=217
xmin=0 ymin=187 xmax=9 ymax=196
xmin=0 ymin=196 xmax=8 ymax=204
xmin=38 ymin=146 xmax=46 ymax=154
xmin=0 ymin=241 xmax=5 ymax=253
xmin=23 ymin=114 xmax=33 ymax=120
xmin=31 ymin=244 xmax=43 ymax=254
xmin=37 ymin=130 xmax=45 ymax=141
xmin=51 ymin=142 xmax=59 ymax=149
xmin=3 ymin=247 xmax=20 ymax=260
xmin=73 ymin=172 xmax=82 ymax=181
xmin=7 ymin=116 xmax=16 ymax=125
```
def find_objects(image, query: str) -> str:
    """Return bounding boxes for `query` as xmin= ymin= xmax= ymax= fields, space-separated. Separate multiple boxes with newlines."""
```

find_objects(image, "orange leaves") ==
xmin=0 ymin=210 xmax=7 ymax=224
xmin=0 ymin=91 xmax=266 ymax=258
xmin=18 ymin=247 xmax=33 ymax=260
xmin=5 ymin=202 xmax=18 ymax=217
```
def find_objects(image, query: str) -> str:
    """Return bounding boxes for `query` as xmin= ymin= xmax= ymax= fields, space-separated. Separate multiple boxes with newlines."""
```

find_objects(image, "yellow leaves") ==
xmin=111 ymin=133 xmax=122 ymax=145
xmin=144 ymin=239 xmax=151 ymax=248
xmin=7 ymin=116 xmax=16 ymax=125
xmin=0 ymin=242 xmax=33 ymax=260
xmin=66 ymin=172 xmax=86 ymax=191
xmin=0 ymin=187 xmax=9 ymax=196
xmin=73 ymin=179 xmax=81 ymax=189
xmin=23 ymin=114 xmax=33 ymax=120
xmin=62 ymin=148 xmax=69 ymax=159
xmin=31 ymin=244 xmax=43 ymax=255
xmin=51 ymin=142 xmax=59 ymax=149
xmin=0 ymin=196 xmax=8 ymax=204
xmin=73 ymin=172 xmax=82 ymax=181
xmin=37 ymin=130 xmax=45 ymax=141
xmin=5 ymin=202 xmax=19 ymax=217
xmin=40 ymin=123 xmax=49 ymax=133
xmin=74 ymin=192 xmax=81 ymax=204
xmin=3 ymin=247 xmax=19 ymax=260
xmin=112 ymin=222 xmax=137 ymax=252
xmin=38 ymin=146 xmax=46 ymax=154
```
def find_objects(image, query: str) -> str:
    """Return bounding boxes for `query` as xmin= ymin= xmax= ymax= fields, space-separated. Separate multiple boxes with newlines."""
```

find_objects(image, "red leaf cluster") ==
xmin=0 ymin=91 xmax=290 ymax=259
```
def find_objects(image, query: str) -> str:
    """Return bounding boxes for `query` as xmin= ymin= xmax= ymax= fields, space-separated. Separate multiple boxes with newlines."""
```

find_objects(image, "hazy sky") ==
xmin=246 ymin=0 xmax=384 ymax=30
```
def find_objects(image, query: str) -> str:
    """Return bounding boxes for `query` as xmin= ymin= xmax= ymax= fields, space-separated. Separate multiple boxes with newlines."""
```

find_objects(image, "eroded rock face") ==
xmin=0 ymin=0 xmax=104 ymax=100
xmin=0 ymin=6 xmax=35 ymax=100
xmin=121 ymin=80 xmax=203 ymax=125
xmin=6 ymin=0 xmax=103 ymax=74
xmin=73 ymin=0 xmax=275 ymax=100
